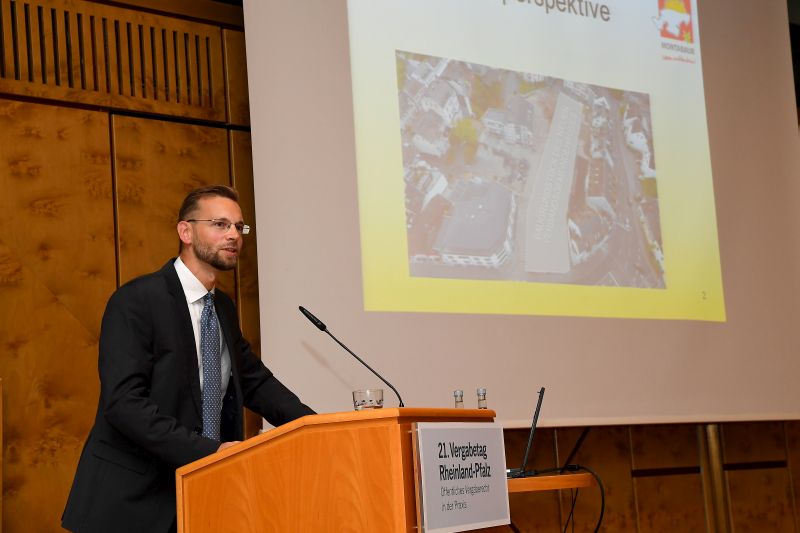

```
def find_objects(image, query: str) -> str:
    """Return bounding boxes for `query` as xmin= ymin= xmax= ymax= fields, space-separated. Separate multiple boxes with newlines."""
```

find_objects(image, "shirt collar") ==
xmin=174 ymin=257 xmax=214 ymax=304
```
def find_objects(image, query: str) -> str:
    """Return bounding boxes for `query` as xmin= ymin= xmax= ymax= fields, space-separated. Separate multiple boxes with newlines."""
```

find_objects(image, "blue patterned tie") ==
xmin=200 ymin=292 xmax=222 ymax=441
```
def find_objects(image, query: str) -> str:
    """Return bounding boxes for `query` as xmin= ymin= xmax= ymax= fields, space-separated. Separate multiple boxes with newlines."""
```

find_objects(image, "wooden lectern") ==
xmin=175 ymin=408 xmax=495 ymax=532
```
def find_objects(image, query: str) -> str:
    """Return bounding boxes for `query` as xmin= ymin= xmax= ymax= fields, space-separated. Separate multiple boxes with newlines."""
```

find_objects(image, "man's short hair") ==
xmin=177 ymin=185 xmax=240 ymax=253
xmin=178 ymin=184 xmax=239 ymax=222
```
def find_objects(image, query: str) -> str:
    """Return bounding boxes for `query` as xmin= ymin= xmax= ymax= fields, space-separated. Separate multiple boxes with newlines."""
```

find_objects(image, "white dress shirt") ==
xmin=174 ymin=257 xmax=232 ymax=394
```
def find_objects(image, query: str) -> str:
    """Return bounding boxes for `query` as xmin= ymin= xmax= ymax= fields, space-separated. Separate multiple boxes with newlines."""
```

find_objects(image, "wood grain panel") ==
xmin=66 ymin=10 xmax=82 ymax=89
xmin=84 ymin=0 xmax=245 ymax=28
xmin=634 ymin=474 xmax=706 ymax=533
xmin=163 ymin=26 xmax=176 ymax=102
xmin=0 ymin=5 xmax=248 ymax=532
xmin=150 ymin=24 xmax=164 ymax=99
xmin=0 ymin=100 xmax=115 ymax=336
xmin=141 ymin=23 xmax=154 ymax=99
xmin=28 ymin=3 xmax=43 ymax=85
xmin=177 ymin=410 xmax=494 ymax=532
xmin=107 ymin=17 xmax=120 ymax=96
xmin=180 ymin=420 xmax=404 ymax=532
xmin=195 ymin=34 xmax=207 ymax=107
xmin=504 ymin=428 xmax=561 ymax=532
xmin=87 ymin=14 xmax=105 ymax=92
xmin=184 ymin=31 xmax=195 ymax=105
xmin=77 ymin=12 xmax=91 ymax=90
xmin=504 ymin=427 xmax=557 ymax=473
xmin=0 ymin=101 xmax=114 ymax=532
xmin=230 ymin=130 xmax=262 ymax=437
xmin=223 ymin=29 xmax=249 ymax=126
xmin=0 ymin=0 xmax=226 ymax=121
xmin=508 ymin=473 xmax=594 ymax=493
xmin=0 ymin=1 xmax=13 ymax=80
xmin=0 ymin=378 xmax=3 ymax=529
xmin=555 ymin=427 xmax=637 ymax=532
xmin=12 ymin=1 xmax=27 ymax=83
xmin=506 ymin=488 xmax=561 ymax=533
xmin=721 ymin=421 xmax=787 ymax=463
xmin=630 ymin=424 xmax=708 ymax=532
xmin=113 ymin=114 xmax=233 ymax=292
xmin=786 ymin=421 xmax=800 ymax=528
xmin=41 ymin=5 xmax=57 ymax=86
xmin=727 ymin=469 xmax=795 ymax=532
xmin=54 ymin=5 xmax=68 ymax=87
xmin=0 ymin=241 xmax=102 ymax=533
xmin=120 ymin=20 xmax=132 ymax=95
xmin=630 ymin=424 xmax=699 ymax=470
xmin=172 ymin=29 xmax=185 ymax=103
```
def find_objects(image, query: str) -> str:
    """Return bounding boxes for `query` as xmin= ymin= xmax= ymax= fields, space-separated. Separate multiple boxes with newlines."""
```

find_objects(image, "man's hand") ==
xmin=217 ymin=441 xmax=241 ymax=452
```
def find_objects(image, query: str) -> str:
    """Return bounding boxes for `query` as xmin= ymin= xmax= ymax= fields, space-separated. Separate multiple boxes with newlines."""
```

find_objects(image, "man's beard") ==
xmin=193 ymin=240 xmax=238 ymax=271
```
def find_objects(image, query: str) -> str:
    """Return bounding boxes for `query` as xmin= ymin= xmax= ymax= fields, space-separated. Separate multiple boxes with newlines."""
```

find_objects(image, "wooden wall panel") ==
xmin=722 ymin=422 xmax=796 ymax=532
xmin=630 ymin=424 xmax=699 ymax=469
xmin=727 ymin=469 xmax=796 ymax=532
xmin=786 ymin=421 xmax=800 ymax=529
xmin=0 ymin=0 xmax=227 ymax=121
xmin=0 ymin=243 xmax=102 ymax=533
xmin=0 ymin=1 xmax=12 ymax=81
xmin=504 ymin=428 xmax=562 ymax=532
xmin=555 ymin=427 xmax=637 ymax=531
xmin=230 ymin=131 xmax=257 ymax=350
xmin=1 ymin=378 xmax=3 ymax=529
xmin=113 ymin=114 xmax=234 ymax=294
xmin=230 ymin=130 xmax=261 ymax=438
xmin=630 ymin=425 xmax=707 ymax=532
xmin=224 ymin=30 xmax=249 ymax=126
xmin=499 ymin=421 xmax=800 ymax=532
xmin=722 ymin=421 xmax=787 ymax=464
xmin=0 ymin=101 xmax=114 ymax=334
xmin=0 ymin=2 xmax=256 ymax=531
xmin=84 ymin=0 xmax=245 ymax=28
xmin=634 ymin=474 xmax=706 ymax=532
xmin=0 ymin=101 xmax=114 ymax=532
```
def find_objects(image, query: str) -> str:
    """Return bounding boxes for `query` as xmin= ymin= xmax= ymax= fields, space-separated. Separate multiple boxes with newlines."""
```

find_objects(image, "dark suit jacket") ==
xmin=62 ymin=260 xmax=314 ymax=533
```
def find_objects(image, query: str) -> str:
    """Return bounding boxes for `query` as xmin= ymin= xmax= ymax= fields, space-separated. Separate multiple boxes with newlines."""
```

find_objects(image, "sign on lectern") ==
xmin=412 ymin=422 xmax=510 ymax=532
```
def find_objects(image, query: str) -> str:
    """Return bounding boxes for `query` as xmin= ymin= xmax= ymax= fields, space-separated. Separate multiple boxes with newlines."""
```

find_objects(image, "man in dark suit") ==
xmin=62 ymin=185 xmax=314 ymax=533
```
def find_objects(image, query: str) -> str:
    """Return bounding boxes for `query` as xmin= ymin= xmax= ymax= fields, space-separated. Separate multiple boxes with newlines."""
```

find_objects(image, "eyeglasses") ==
xmin=186 ymin=219 xmax=251 ymax=235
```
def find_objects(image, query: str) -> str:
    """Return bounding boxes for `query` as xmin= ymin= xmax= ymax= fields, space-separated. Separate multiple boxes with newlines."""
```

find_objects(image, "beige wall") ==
xmin=504 ymin=421 xmax=800 ymax=531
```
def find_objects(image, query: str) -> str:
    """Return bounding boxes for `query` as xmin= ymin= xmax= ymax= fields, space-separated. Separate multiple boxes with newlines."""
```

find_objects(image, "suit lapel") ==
xmin=160 ymin=260 xmax=203 ymax=419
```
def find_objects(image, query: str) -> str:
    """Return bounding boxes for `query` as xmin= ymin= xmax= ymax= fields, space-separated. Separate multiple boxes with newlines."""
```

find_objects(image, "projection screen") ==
xmin=243 ymin=0 xmax=800 ymax=426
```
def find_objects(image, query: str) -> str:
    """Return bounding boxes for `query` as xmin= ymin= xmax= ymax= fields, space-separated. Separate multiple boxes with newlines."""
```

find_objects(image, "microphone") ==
xmin=299 ymin=305 xmax=326 ymax=331
xmin=298 ymin=306 xmax=405 ymax=407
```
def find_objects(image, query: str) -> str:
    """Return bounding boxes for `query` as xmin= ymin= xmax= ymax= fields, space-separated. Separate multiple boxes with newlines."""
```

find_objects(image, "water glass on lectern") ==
xmin=352 ymin=389 xmax=384 ymax=410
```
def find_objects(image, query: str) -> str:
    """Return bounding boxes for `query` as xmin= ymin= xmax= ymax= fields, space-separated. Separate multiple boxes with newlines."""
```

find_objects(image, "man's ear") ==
xmin=177 ymin=220 xmax=193 ymax=246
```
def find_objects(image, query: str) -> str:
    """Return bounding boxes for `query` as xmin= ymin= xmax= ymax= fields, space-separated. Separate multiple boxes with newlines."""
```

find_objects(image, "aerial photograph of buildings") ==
xmin=397 ymin=51 xmax=665 ymax=288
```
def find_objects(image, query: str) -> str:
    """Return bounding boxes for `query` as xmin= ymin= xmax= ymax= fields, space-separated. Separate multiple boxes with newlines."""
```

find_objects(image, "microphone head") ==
xmin=299 ymin=306 xmax=327 ymax=332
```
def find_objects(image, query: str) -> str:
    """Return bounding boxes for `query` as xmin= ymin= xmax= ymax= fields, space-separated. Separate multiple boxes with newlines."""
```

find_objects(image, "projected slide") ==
xmin=398 ymin=52 xmax=664 ymax=289
xmin=348 ymin=0 xmax=724 ymax=321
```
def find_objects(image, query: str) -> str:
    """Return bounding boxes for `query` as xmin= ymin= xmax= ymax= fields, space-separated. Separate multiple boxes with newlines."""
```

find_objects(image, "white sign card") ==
xmin=413 ymin=422 xmax=510 ymax=532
